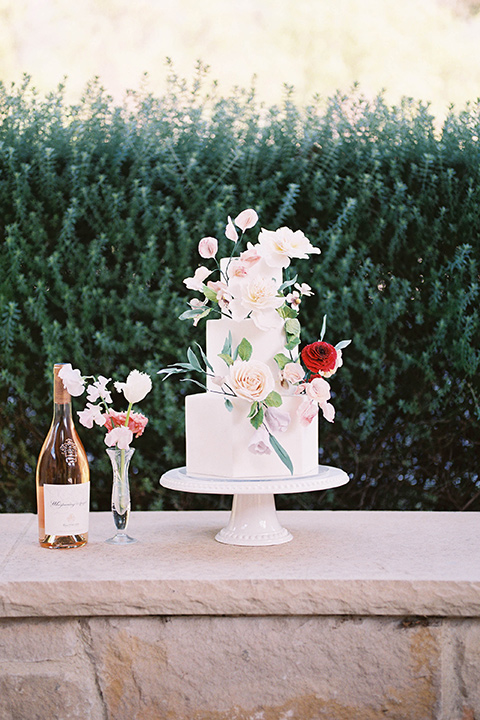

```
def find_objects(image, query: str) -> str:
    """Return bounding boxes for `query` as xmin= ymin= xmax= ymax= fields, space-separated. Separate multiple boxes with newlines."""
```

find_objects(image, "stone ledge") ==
xmin=1 ymin=510 xmax=479 ymax=618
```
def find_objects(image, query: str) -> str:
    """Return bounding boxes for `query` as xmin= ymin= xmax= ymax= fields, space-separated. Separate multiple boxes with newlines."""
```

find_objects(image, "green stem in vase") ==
xmin=118 ymin=402 xmax=133 ymax=514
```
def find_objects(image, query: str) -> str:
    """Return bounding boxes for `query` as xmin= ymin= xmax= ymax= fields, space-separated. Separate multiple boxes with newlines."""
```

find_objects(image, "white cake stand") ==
xmin=160 ymin=465 xmax=349 ymax=546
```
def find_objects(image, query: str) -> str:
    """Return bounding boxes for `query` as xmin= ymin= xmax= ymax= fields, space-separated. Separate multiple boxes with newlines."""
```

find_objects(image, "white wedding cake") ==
xmin=159 ymin=209 xmax=349 ymax=480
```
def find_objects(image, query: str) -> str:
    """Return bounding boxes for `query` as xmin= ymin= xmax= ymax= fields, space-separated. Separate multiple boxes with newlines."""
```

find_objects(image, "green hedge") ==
xmin=1 ymin=72 xmax=479 ymax=513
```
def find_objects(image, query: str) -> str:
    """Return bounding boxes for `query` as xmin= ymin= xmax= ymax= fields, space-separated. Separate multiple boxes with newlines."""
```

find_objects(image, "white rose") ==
xmin=258 ymin=227 xmax=321 ymax=268
xmin=115 ymin=369 xmax=152 ymax=404
xmin=229 ymin=359 xmax=275 ymax=402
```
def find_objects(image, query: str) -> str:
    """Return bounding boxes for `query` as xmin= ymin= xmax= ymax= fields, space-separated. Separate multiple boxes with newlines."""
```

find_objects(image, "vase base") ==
xmin=105 ymin=533 xmax=137 ymax=545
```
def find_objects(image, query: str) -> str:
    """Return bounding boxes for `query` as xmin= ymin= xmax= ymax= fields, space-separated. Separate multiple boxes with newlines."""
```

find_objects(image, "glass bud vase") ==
xmin=105 ymin=446 xmax=137 ymax=544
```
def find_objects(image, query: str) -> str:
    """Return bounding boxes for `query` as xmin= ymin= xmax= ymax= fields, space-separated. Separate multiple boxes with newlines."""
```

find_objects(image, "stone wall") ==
xmin=1 ymin=511 xmax=479 ymax=719
xmin=1 ymin=615 xmax=480 ymax=719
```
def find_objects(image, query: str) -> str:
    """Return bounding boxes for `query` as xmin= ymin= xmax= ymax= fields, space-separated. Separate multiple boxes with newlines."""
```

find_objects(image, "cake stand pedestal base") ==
xmin=215 ymin=493 xmax=293 ymax=546
xmin=160 ymin=466 xmax=349 ymax=547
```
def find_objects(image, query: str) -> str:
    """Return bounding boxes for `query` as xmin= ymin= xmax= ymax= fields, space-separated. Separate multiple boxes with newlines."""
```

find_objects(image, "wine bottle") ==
xmin=36 ymin=363 xmax=90 ymax=549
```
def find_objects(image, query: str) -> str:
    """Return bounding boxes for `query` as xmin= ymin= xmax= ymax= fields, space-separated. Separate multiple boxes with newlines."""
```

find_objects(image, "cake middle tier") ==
xmin=185 ymin=393 xmax=319 ymax=479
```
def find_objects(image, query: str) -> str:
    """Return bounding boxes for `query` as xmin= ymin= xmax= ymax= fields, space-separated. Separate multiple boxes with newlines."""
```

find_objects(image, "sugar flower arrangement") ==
xmin=159 ymin=209 xmax=350 ymax=473
xmin=58 ymin=365 xmax=152 ymax=450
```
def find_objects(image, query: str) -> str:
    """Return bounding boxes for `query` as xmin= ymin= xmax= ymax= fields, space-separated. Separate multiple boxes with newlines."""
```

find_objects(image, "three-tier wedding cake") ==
xmin=159 ymin=209 xmax=349 ymax=480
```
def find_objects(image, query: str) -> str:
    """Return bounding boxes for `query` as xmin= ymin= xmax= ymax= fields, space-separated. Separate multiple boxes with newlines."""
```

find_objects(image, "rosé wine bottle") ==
xmin=36 ymin=364 xmax=90 ymax=548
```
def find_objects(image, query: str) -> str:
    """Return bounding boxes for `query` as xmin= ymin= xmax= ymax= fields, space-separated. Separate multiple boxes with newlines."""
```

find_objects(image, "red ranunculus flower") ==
xmin=301 ymin=341 xmax=338 ymax=377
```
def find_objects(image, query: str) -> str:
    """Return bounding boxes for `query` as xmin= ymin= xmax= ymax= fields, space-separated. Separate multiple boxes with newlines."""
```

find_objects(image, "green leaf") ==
xmin=180 ymin=378 xmax=207 ymax=390
xmin=218 ymin=352 xmax=233 ymax=366
xmin=224 ymin=398 xmax=234 ymax=412
xmin=274 ymin=353 xmax=291 ymax=370
xmin=250 ymin=405 xmax=264 ymax=429
xmin=202 ymin=286 xmax=218 ymax=303
xmin=221 ymin=331 xmax=232 ymax=357
xmin=278 ymin=304 xmax=298 ymax=319
xmin=187 ymin=347 xmax=203 ymax=373
xmin=247 ymin=401 xmax=259 ymax=418
xmin=269 ymin=433 xmax=293 ymax=475
xmin=236 ymin=337 xmax=253 ymax=361
xmin=264 ymin=391 xmax=282 ymax=407
xmin=278 ymin=274 xmax=298 ymax=292
xmin=157 ymin=367 xmax=188 ymax=380
xmin=179 ymin=307 xmax=207 ymax=321
xmin=319 ymin=315 xmax=327 ymax=342
xmin=285 ymin=318 xmax=301 ymax=336
xmin=194 ymin=341 xmax=214 ymax=372
xmin=285 ymin=336 xmax=301 ymax=350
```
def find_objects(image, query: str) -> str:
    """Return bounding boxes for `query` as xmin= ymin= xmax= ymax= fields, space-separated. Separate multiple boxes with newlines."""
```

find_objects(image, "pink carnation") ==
xmin=104 ymin=410 xmax=149 ymax=438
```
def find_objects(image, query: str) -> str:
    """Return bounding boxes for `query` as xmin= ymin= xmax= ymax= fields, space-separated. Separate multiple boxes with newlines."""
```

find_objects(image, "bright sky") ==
xmin=1 ymin=0 xmax=480 ymax=117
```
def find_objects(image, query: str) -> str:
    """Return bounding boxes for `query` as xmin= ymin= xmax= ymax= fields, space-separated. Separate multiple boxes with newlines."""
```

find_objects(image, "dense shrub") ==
xmin=1 ymin=71 xmax=479 ymax=513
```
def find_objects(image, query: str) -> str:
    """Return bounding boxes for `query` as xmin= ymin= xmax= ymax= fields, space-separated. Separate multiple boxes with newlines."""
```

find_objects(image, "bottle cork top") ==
xmin=53 ymin=364 xmax=71 ymax=405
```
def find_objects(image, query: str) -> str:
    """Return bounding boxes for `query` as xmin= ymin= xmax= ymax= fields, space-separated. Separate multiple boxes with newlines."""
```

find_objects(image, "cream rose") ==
xmin=229 ymin=275 xmax=284 ymax=330
xmin=258 ymin=227 xmax=321 ymax=268
xmin=239 ymin=276 xmax=283 ymax=312
xmin=229 ymin=359 xmax=274 ymax=402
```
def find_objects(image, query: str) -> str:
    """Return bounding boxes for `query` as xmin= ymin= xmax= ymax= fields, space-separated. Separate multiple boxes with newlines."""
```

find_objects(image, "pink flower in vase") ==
xmin=105 ymin=425 xmax=134 ymax=450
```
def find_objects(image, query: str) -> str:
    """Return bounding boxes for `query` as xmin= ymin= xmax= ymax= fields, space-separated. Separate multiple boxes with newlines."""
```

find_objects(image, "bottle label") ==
xmin=44 ymin=482 xmax=90 ymax=535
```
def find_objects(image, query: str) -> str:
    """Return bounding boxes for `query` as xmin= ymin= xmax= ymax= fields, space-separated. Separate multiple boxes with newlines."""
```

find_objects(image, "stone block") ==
xmin=86 ymin=615 xmax=444 ymax=720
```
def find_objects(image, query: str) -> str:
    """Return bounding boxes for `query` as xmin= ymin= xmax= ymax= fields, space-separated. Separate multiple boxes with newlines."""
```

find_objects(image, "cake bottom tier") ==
xmin=185 ymin=393 xmax=319 ymax=479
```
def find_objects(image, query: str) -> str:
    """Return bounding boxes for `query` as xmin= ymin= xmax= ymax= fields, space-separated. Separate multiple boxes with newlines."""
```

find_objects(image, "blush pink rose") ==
xmin=229 ymin=359 xmax=274 ymax=402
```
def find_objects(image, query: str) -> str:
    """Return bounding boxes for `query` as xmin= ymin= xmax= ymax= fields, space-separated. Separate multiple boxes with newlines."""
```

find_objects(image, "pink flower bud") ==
xmin=198 ymin=236 xmax=218 ymax=259
xmin=234 ymin=208 xmax=258 ymax=232
xmin=225 ymin=216 xmax=239 ymax=242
